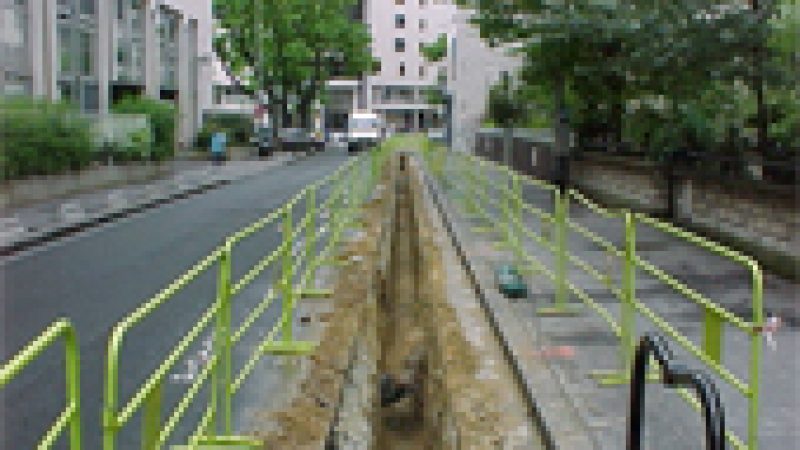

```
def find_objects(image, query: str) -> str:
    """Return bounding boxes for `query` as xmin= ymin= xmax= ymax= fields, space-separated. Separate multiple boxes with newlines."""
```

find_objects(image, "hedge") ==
xmin=1 ymin=97 xmax=94 ymax=181
xmin=112 ymin=95 xmax=176 ymax=161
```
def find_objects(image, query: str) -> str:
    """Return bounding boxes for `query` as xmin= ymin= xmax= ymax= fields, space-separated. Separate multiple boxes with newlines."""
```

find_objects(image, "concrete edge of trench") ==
xmin=414 ymin=155 xmax=601 ymax=450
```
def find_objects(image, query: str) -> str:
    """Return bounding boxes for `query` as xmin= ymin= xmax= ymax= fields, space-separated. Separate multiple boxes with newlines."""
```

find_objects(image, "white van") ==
xmin=347 ymin=111 xmax=384 ymax=153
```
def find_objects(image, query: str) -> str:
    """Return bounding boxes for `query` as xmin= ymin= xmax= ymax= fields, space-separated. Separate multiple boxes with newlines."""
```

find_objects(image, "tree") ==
xmin=458 ymin=0 xmax=794 ymax=160
xmin=421 ymin=33 xmax=448 ymax=62
xmin=213 ymin=0 xmax=375 ymax=148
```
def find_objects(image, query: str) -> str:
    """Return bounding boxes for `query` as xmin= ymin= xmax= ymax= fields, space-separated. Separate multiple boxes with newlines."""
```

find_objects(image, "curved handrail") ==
xmin=628 ymin=333 xmax=725 ymax=450
xmin=0 ymin=318 xmax=81 ymax=450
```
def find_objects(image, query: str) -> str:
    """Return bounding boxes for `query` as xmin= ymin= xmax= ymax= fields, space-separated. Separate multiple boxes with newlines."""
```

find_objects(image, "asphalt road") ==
xmin=0 ymin=150 xmax=351 ymax=449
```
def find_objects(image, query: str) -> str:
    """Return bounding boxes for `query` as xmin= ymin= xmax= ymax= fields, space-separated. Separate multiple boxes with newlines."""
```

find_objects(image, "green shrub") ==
xmin=194 ymin=123 xmax=219 ymax=150
xmin=104 ymin=126 xmax=153 ymax=163
xmin=112 ymin=95 xmax=176 ymax=161
xmin=0 ymin=97 xmax=94 ymax=181
xmin=201 ymin=112 xmax=252 ymax=145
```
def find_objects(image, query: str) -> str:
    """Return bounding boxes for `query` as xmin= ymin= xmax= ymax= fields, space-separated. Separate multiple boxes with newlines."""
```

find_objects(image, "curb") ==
xmin=0 ymin=154 xmax=298 ymax=257
xmin=416 ymin=157 xmax=600 ymax=450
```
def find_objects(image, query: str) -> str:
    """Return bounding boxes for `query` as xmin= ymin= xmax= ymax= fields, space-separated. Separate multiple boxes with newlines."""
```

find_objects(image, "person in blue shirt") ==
xmin=211 ymin=131 xmax=227 ymax=165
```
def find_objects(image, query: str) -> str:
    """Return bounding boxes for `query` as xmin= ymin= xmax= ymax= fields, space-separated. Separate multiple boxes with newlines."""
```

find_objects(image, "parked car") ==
xmin=279 ymin=128 xmax=324 ymax=153
xmin=252 ymin=123 xmax=324 ymax=154
xmin=251 ymin=124 xmax=273 ymax=157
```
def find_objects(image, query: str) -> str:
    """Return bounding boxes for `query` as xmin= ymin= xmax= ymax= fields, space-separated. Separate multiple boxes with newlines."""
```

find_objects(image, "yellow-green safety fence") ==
xmin=0 ymin=144 xmax=391 ymax=450
xmin=423 ymin=146 xmax=763 ymax=450
xmin=102 ymin=147 xmax=389 ymax=449
xmin=0 ymin=318 xmax=81 ymax=450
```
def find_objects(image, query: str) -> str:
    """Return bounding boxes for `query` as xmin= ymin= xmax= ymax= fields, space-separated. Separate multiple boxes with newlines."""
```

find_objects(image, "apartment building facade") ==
xmin=0 ymin=0 xmax=212 ymax=147
xmin=363 ymin=0 xmax=457 ymax=133
xmin=356 ymin=0 xmax=519 ymax=142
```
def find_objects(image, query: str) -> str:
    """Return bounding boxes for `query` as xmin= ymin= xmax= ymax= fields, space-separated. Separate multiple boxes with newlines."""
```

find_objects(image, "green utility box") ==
xmin=495 ymin=264 xmax=528 ymax=299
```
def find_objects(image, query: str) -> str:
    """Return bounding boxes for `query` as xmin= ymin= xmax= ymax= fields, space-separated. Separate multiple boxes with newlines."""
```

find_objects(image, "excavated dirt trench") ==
xmin=375 ymin=153 xmax=431 ymax=449
xmin=253 ymin=153 xmax=543 ymax=449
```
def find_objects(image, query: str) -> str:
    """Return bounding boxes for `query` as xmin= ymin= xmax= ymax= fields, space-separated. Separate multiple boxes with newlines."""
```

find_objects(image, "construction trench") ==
xmin=250 ymin=152 xmax=546 ymax=449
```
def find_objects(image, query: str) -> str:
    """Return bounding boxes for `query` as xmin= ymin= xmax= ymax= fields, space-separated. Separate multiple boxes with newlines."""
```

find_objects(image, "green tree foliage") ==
xmin=0 ymin=97 xmax=94 ymax=180
xmin=214 ymin=0 xmax=375 ymax=135
xmin=112 ymin=96 xmax=176 ymax=161
xmin=457 ymin=0 xmax=797 ymax=158
xmin=765 ymin=0 xmax=799 ymax=153
xmin=488 ymin=72 xmax=527 ymax=127
xmin=421 ymin=34 xmax=448 ymax=62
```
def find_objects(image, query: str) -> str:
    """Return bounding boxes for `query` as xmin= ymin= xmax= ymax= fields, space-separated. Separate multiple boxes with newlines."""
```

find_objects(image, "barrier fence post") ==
xmin=749 ymin=266 xmax=763 ymax=450
xmin=371 ymin=149 xmax=378 ymax=187
xmin=305 ymin=187 xmax=317 ymax=286
xmin=539 ymin=189 xmax=576 ymax=315
xmin=461 ymin=156 xmax=478 ymax=216
xmin=703 ymin=309 xmax=724 ymax=364
xmin=281 ymin=206 xmax=294 ymax=344
xmin=503 ymin=170 xmax=514 ymax=249
xmin=141 ymin=380 xmax=162 ymax=450
xmin=65 ymin=324 xmax=81 ymax=450
xmin=213 ymin=241 xmax=233 ymax=434
xmin=512 ymin=173 xmax=522 ymax=229
xmin=589 ymin=211 xmax=637 ymax=385
xmin=621 ymin=212 xmax=637 ymax=380
xmin=0 ymin=320 xmax=82 ymax=450
xmin=511 ymin=173 xmax=523 ymax=267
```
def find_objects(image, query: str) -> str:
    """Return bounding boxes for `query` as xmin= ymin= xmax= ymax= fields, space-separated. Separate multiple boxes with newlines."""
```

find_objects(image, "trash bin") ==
xmin=210 ymin=131 xmax=227 ymax=164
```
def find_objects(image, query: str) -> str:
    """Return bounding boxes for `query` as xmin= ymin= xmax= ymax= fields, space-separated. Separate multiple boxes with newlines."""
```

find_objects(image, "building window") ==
xmin=80 ymin=31 xmax=94 ymax=76
xmin=399 ymin=62 xmax=406 ymax=77
xmin=80 ymin=0 xmax=95 ymax=15
xmin=394 ymin=37 xmax=405 ymax=52
xmin=395 ymin=13 xmax=405 ymax=29
xmin=419 ymin=19 xmax=426 ymax=31
xmin=420 ymin=0 xmax=426 ymax=6
xmin=395 ymin=0 xmax=404 ymax=4
xmin=419 ymin=65 xmax=425 ymax=78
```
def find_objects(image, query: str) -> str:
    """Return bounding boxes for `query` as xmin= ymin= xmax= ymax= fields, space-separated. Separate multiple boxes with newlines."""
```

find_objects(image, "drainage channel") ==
xmin=375 ymin=152 xmax=429 ymax=449
xmin=253 ymin=152 xmax=546 ymax=449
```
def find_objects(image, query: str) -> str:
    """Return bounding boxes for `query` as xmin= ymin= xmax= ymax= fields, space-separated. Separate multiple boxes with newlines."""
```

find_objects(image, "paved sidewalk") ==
xmin=0 ymin=153 xmax=297 ymax=253
xmin=424 ymin=153 xmax=799 ymax=449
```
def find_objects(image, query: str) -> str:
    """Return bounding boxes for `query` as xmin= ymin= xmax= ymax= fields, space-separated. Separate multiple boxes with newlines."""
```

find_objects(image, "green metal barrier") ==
xmin=0 ymin=318 xmax=81 ymax=450
xmin=427 ymin=148 xmax=763 ymax=450
xmin=102 ymin=145 xmax=389 ymax=450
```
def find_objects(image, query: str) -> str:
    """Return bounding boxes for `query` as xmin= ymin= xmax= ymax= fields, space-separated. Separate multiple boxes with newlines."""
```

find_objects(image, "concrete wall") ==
xmin=571 ymin=155 xmax=799 ymax=266
xmin=475 ymin=129 xmax=555 ymax=180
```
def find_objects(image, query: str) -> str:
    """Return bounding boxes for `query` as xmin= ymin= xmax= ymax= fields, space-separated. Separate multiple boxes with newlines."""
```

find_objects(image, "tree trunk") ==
xmin=752 ymin=0 xmax=768 ymax=156
xmin=267 ymin=88 xmax=283 ymax=153
xmin=553 ymin=77 xmax=571 ymax=192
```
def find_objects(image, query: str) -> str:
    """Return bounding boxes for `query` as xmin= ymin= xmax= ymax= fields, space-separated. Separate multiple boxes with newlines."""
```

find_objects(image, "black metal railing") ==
xmin=627 ymin=333 xmax=726 ymax=450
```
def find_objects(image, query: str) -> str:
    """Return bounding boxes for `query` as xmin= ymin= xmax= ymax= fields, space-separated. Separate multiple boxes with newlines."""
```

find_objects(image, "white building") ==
xmin=446 ymin=7 xmax=522 ymax=151
xmin=0 ymin=0 xmax=213 ymax=148
xmin=363 ymin=0 xmax=457 ymax=133
xmin=342 ymin=0 xmax=520 ymax=147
